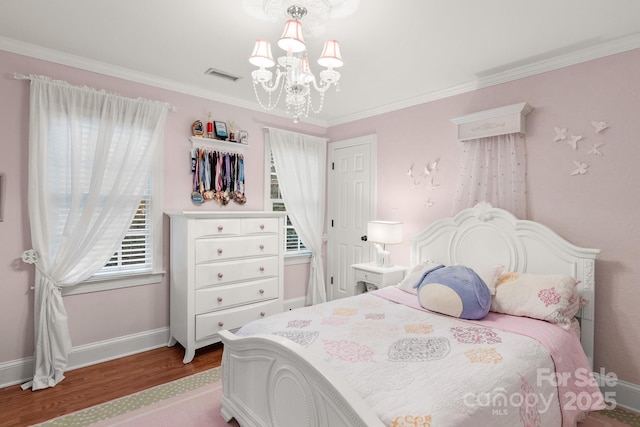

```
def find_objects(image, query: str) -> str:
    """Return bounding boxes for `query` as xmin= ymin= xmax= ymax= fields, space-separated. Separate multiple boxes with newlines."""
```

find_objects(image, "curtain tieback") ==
xmin=22 ymin=249 xmax=61 ymax=290
xmin=21 ymin=249 xmax=38 ymax=264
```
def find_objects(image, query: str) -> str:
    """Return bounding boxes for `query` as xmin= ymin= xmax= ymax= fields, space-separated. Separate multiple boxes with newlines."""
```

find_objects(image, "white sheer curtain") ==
xmin=22 ymin=76 xmax=168 ymax=390
xmin=452 ymin=133 xmax=527 ymax=218
xmin=267 ymin=128 xmax=327 ymax=305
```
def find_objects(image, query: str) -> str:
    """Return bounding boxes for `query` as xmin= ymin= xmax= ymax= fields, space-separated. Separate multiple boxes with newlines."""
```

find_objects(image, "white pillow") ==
xmin=397 ymin=260 xmax=442 ymax=294
xmin=397 ymin=261 xmax=504 ymax=296
xmin=490 ymin=272 xmax=579 ymax=330
xmin=467 ymin=264 xmax=505 ymax=295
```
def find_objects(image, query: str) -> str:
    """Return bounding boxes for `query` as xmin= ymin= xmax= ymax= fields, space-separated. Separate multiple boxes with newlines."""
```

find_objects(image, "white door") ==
xmin=327 ymin=135 xmax=376 ymax=300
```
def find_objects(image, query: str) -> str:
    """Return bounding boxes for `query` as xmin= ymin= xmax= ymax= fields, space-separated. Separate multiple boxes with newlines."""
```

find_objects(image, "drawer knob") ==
xmin=218 ymin=225 xmax=223 ymax=232
xmin=259 ymin=244 xmax=265 ymax=250
xmin=260 ymin=224 xmax=265 ymax=229
xmin=217 ymin=297 xmax=223 ymax=302
xmin=218 ymin=272 xmax=223 ymax=279
xmin=259 ymin=288 xmax=265 ymax=294
xmin=217 ymin=248 xmax=223 ymax=255
xmin=218 ymin=321 xmax=224 ymax=327
xmin=259 ymin=266 xmax=265 ymax=272
xmin=260 ymin=312 xmax=266 ymax=317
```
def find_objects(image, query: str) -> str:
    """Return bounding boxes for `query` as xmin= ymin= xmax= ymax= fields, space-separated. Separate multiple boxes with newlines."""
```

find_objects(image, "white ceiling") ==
xmin=1 ymin=0 xmax=640 ymax=127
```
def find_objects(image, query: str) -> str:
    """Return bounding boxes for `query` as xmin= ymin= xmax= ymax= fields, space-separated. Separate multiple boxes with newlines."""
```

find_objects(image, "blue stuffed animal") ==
xmin=413 ymin=265 xmax=491 ymax=320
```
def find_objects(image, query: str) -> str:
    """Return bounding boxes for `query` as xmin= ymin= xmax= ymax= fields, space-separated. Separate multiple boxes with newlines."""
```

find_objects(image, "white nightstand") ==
xmin=351 ymin=263 xmax=407 ymax=295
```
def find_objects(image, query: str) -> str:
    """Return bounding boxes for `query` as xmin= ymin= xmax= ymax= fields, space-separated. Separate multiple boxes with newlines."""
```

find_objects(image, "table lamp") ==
xmin=367 ymin=221 xmax=403 ymax=267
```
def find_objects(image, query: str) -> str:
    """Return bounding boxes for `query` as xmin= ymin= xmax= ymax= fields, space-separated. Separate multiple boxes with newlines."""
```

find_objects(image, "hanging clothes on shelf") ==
xmin=191 ymin=148 xmax=204 ymax=204
xmin=190 ymin=145 xmax=247 ymax=206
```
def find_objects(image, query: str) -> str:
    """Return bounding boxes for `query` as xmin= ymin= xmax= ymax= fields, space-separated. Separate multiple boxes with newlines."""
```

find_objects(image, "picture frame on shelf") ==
xmin=214 ymin=121 xmax=228 ymax=140
xmin=238 ymin=130 xmax=249 ymax=144
xmin=192 ymin=120 xmax=204 ymax=137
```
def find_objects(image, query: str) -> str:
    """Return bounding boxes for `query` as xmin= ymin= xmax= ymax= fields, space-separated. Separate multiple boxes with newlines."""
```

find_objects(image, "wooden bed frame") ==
xmin=218 ymin=202 xmax=599 ymax=427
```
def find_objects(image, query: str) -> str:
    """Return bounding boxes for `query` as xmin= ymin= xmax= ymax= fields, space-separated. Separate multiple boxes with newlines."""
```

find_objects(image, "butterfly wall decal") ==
xmin=553 ymin=127 xmax=568 ymax=142
xmin=423 ymin=159 xmax=439 ymax=176
xmin=567 ymin=135 xmax=582 ymax=150
xmin=591 ymin=121 xmax=608 ymax=133
xmin=407 ymin=158 xmax=440 ymax=190
xmin=406 ymin=164 xmax=414 ymax=178
xmin=571 ymin=161 xmax=588 ymax=176
xmin=588 ymin=143 xmax=604 ymax=156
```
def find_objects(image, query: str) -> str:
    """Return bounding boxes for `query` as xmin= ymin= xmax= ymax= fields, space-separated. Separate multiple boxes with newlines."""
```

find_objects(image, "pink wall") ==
xmin=328 ymin=49 xmax=640 ymax=386
xmin=2 ymin=46 xmax=638 ymax=389
xmin=0 ymin=49 xmax=315 ymax=363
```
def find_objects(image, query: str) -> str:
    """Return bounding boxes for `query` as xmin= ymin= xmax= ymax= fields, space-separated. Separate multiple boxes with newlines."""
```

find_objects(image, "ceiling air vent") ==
xmin=204 ymin=68 xmax=242 ymax=82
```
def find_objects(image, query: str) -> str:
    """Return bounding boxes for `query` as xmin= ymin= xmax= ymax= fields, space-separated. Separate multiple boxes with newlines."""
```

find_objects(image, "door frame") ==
xmin=326 ymin=134 xmax=377 ymax=300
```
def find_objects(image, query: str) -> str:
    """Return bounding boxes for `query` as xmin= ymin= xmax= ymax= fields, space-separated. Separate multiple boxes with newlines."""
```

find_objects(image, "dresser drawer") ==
xmin=193 ymin=219 xmax=241 ymax=238
xmin=195 ymin=235 xmax=279 ymax=263
xmin=195 ymin=277 xmax=279 ymax=314
xmin=195 ymin=299 xmax=282 ymax=341
xmin=195 ymin=256 xmax=279 ymax=288
xmin=241 ymin=217 xmax=279 ymax=235
xmin=354 ymin=268 xmax=382 ymax=285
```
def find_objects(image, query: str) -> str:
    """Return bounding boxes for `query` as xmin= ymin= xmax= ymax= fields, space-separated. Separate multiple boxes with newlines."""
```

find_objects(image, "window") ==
xmin=266 ymin=149 xmax=310 ymax=257
xmin=57 ymin=121 xmax=164 ymax=295
xmin=94 ymin=198 xmax=152 ymax=276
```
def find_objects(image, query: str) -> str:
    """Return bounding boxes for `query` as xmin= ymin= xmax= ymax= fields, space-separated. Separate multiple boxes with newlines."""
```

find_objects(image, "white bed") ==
xmin=218 ymin=203 xmax=602 ymax=427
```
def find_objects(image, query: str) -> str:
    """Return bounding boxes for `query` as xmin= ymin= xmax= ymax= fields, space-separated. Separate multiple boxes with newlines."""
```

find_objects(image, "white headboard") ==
xmin=410 ymin=202 xmax=599 ymax=368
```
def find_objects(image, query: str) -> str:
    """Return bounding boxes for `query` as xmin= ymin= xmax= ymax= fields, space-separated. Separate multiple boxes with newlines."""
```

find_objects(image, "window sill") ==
xmin=61 ymin=271 xmax=165 ymax=296
xmin=284 ymin=252 xmax=312 ymax=266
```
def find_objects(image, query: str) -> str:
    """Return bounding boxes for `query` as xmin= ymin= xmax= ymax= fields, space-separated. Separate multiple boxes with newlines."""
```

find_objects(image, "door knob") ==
xmin=361 ymin=235 xmax=368 ymax=242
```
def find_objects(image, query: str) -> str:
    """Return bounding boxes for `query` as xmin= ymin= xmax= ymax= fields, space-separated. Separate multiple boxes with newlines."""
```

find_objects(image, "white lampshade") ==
xmin=317 ymin=40 xmax=343 ymax=68
xmin=367 ymin=221 xmax=403 ymax=245
xmin=249 ymin=40 xmax=275 ymax=68
xmin=278 ymin=19 xmax=306 ymax=53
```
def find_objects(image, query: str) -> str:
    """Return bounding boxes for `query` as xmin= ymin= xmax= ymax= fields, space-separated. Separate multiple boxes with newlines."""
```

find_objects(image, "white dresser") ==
xmin=165 ymin=211 xmax=285 ymax=363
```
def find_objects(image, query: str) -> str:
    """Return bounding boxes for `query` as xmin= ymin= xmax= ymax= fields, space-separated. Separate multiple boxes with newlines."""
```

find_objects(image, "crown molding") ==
xmin=0 ymin=36 xmax=328 ymax=128
xmin=328 ymin=33 xmax=640 ymax=127
xmin=2 ymin=33 xmax=638 ymax=130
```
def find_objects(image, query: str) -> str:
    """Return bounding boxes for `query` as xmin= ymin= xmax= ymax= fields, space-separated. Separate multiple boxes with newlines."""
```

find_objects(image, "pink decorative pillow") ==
xmin=490 ymin=272 xmax=579 ymax=330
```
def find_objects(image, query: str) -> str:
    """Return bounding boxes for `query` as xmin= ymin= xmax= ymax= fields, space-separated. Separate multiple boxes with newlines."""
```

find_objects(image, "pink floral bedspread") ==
xmin=375 ymin=286 xmax=605 ymax=426
xmin=236 ymin=288 xmax=604 ymax=427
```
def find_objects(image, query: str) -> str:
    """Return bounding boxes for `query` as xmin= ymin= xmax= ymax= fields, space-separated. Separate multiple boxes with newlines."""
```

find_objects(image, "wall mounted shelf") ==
xmin=189 ymin=136 xmax=248 ymax=154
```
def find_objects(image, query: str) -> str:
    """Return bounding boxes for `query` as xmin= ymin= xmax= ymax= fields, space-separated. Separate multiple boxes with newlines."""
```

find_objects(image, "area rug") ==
xmin=35 ymin=366 xmax=639 ymax=427
xmin=36 ymin=367 xmax=239 ymax=427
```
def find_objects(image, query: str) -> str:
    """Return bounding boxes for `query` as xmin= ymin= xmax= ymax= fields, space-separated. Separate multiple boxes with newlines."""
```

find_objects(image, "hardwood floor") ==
xmin=0 ymin=343 xmax=224 ymax=427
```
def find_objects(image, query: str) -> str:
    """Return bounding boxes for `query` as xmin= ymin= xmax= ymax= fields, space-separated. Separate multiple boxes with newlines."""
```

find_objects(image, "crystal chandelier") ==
xmin=249 ymin=4 xmax=343 ymax=123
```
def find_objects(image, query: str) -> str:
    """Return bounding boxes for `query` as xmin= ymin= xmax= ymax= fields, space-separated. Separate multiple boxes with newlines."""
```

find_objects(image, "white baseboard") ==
xmin=1 ymin=299 xmax=306 ymax=389
xmin=0 ymin=327 xmax=170 ymax=389
xmin=595 ymin=372 xmax=640 ymax=413
xmin=283 ymin=296 xmax=306 ymax=311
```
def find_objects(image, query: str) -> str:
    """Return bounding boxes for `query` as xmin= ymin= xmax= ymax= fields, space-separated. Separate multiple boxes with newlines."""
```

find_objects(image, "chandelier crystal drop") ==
xmin=249 ymin=4 xmax=343 ymax=123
